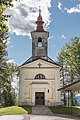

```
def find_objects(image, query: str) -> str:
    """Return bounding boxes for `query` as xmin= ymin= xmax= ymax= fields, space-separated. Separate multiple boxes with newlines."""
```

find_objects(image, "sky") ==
xmin=6 ymin=0 xmax=80 ymax=66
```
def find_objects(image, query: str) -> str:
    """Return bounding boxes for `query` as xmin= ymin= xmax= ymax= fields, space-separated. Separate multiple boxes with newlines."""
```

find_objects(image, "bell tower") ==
xmin=31 ymin=9 xmax=49 ymax=57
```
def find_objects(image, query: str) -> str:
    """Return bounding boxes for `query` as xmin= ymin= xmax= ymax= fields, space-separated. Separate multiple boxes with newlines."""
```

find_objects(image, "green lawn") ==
xmin=21 ymin=106 xmax=32 ymax=114
xmin=0 ymin=106 xmax=32 ymax=116
xmin=49 ymin=106 xmax=80 ymax=115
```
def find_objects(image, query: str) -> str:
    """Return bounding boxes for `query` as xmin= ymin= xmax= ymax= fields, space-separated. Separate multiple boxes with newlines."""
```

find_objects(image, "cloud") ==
xmin=6 ymin=37 xmax=11 ymax=45
xmin=7 ymin=59 xmax=15 ymax=63
xmin=11 ymin=76 xmax=19 ymax=88
xmin=64 ymin=4 xmax=80 ymax=14
xmin=57 ymin=2 xmax=80 ymax=14
xmin=5 ymin=0 xmax=51 ymax=37
xmin=57 ymin=2 xmax=64 ymax=12
xmin=48 ymin=35 xmax=54 ymax=40
xmin=60 ymin=34 xmax=67 ymax=39
xmin=58 ymin=2 xmax=62 ymax=11
xmin=76 ymin=93 xmax=80 ymax=96
xmin=4 ymin=37 xmax=13 ymax=48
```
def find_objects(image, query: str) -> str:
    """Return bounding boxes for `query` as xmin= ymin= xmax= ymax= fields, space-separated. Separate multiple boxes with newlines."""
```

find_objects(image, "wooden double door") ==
xmin=35 ymin=92 xmax=45 ymax=105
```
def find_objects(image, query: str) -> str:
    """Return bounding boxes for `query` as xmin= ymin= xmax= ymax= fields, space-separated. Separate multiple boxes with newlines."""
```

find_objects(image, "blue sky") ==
xmin=6 ymin=0 xmax=80 ymax=65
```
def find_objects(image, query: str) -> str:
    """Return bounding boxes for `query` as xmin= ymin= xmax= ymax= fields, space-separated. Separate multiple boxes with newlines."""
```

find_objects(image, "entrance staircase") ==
xmin=32 ymin=105 xmax=53 ymax=115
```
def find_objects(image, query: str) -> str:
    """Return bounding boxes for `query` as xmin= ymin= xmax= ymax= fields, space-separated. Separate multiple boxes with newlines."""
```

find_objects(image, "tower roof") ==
xmin=35 ymin=8 xmax=45 ymax=32
xmin=37 ymin=9 xmax=43 ymax=21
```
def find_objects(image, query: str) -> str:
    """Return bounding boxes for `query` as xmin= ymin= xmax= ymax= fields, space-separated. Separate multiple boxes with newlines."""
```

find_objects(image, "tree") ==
xmin=0 ymin=0 xmax=18 ymax=107
xmin=2 ymin=63 xmax=18 ymax=106
xmin=58 ymin=37 xmax=80 ymax=84
xmin=57 ymin=52 xmax=67 ymax=105
xmin=57 ymin=37 xmax=80 ymax=106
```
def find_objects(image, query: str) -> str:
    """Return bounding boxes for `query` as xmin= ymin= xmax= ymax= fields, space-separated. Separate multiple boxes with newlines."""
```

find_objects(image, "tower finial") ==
xmin=35 ymin=6 xmax=45 ymax=32
xmin=39 ymin=6 xmax=41 ymax=15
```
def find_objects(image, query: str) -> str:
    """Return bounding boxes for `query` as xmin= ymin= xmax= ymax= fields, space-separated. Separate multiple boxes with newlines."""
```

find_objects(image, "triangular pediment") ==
xmin=20 ymin=58 xmax=60 ymax=68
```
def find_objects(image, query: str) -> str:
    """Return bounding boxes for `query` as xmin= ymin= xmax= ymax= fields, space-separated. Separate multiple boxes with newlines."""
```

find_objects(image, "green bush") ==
xmin=49 ymin=106 xmax=80 ymax=115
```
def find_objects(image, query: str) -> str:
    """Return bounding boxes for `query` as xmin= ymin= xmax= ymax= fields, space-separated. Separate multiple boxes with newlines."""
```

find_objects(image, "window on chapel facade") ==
xmin=34 ymin=74 xmax=46 ymax=79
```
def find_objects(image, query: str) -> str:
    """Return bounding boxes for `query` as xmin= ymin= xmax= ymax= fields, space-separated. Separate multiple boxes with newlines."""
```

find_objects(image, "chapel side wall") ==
xmin=24 ymin=80 xmax=32 ymax=105
xmin=19 ymin=68 xmax=27 ymax=105
xmin=54 ymin=68 xmax=61 ymax=103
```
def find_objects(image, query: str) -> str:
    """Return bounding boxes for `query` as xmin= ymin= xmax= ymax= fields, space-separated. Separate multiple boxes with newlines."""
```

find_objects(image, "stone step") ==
xmin=32 ymin=106 xmax=53 ymax=115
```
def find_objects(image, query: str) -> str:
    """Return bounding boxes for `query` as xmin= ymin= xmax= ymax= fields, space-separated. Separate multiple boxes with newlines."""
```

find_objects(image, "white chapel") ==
xmin=19 ymin=9 xmax=61 ymax=106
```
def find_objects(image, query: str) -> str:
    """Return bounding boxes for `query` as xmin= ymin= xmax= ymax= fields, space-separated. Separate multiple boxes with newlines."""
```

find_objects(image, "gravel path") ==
xmin=0 ymin=115 xmax=24 ymax=120
xmin=29 ymin=115 xmax=80 ymax=120
xmin=0 ymin=114 xmax=80 ymax=120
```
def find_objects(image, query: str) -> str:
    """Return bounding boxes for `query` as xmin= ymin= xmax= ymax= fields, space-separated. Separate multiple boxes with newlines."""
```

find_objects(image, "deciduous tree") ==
xmin=0 ymin=0 xmax=18 ymax=107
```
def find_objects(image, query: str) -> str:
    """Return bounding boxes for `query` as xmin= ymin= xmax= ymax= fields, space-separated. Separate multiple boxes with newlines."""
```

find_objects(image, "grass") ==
xmin=20 ymin=105 xmax=32 ymax=114
xmin=72 ymin=106 xmax=80 ymax=115
xmin=49 ymin=106 xmax=80 ymax=115
xmin=0 ymin=106 xmax=32 ymax=116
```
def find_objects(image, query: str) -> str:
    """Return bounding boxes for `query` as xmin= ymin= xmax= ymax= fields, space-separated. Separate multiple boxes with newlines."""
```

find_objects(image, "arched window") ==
xmin=34 ymin=74 xmax=46 ymax=79
xmin=38 ymin=37 xmax=42 ymax=47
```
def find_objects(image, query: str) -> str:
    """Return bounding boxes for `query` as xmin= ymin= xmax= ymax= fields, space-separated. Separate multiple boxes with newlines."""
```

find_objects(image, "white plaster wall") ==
xmin=19 ymin=60 xmax=61 ymax=106
xmin=19 ymin=69 xmax=27 ymax=103
xmin=54 ymin=68 xmax=61 ymax=102
xmin=24 ymin=68 xmax=55 ymax=79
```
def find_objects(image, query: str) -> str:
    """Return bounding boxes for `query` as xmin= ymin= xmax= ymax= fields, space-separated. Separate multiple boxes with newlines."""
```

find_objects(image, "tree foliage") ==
xmin=58 ymin=37 xmax=80 ymax=84
xmin=0 ymin=0 xmax=18 ymax=107
xmin=57 ymin=37 xmax=80 ymax=106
